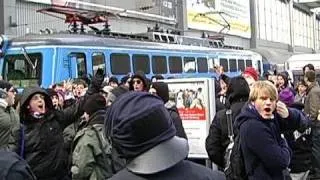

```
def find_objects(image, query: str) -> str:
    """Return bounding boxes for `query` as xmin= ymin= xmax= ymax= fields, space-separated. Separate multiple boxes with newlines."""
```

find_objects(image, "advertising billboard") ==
xmin=187 ymin=0 xmax=251 ymax=38
xmin=162 ymin=78 xmax=215 ymax=159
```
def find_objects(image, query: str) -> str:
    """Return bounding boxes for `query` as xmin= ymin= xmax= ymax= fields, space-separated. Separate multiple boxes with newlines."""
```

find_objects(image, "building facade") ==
xmin=0 ymin=0 xmax=320 ymax=65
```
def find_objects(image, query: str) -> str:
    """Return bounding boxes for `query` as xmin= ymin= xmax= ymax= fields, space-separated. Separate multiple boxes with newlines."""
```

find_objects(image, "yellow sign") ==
xmin=187 ymin=0 xmax=251 ymax=38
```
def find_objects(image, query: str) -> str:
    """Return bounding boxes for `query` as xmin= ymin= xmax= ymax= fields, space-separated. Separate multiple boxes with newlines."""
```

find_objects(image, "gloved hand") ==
xmin=86 ymin=69 xmax=105 ymax=95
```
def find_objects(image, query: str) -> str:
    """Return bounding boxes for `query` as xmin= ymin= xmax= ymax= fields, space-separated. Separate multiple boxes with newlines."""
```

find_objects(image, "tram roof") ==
xmin=8 ymin=33 xmax=255 ymax=54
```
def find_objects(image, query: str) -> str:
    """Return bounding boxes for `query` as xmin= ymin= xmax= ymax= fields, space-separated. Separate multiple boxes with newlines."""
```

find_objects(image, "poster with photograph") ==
xmin=162 ymin=78 xmax=215 ymax=159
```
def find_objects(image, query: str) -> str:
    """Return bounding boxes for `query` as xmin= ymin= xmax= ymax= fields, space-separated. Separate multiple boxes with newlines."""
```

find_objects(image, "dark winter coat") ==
xmin=205 ymin=101 xmax=246 ymax=168
xmin=283 ymin=104 xmax=312 ymax=173
xmin=0 ymin=149 xmax=36 ymax=180
xmin=165 ymin=103 xmax=188 ymax=139
xmin=108 ymin=160 xmax=226 ymax=180
xmin=19 ymin=87 xmax=85 ymax=180
xmin=235 ymin=103 xmax=309 ymax=180
xmin=0 ymin=106 xmax=20 ymax=152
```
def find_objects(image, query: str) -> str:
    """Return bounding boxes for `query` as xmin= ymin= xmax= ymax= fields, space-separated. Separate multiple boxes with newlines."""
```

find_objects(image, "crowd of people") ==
xmin=0 ymin=63 xmax=319 ymax=180
xmin=207 ymin=64 xmax=319 ymax=180
xmin=0 ymin=70 xmax=224 ymax=180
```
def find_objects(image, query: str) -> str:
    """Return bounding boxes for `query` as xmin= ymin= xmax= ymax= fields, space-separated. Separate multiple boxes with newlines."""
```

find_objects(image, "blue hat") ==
xmin=106 ymin=92 xmax=188 ymax=174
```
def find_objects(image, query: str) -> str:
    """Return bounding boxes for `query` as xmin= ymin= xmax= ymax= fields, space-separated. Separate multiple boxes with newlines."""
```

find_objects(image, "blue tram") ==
xmin=0 ymin=33 xmax=263 ymax=88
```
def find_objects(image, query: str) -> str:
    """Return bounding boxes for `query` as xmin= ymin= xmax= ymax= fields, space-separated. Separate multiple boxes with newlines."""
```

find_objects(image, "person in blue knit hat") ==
xmin=107 ymin=92 xmax=225 ymax=180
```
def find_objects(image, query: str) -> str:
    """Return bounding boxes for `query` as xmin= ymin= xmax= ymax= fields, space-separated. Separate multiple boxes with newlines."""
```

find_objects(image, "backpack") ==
xmin=91 ymin=125 xmax=126 ymax=177
xmin=224 ymin=109 xmax=258 ymax=180
xmin=0 ymin=150 xmax=36 ymax=180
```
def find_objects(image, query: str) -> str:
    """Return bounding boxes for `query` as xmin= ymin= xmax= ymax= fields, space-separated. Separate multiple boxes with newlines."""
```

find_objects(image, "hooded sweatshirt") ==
xmin=19 ymin=87 xmax=84 ymax=180
xmin=235 ymin=103 xmax=308 ymax=180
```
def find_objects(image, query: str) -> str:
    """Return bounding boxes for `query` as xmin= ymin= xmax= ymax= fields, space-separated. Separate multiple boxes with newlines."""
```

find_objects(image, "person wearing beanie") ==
xmin=120 ymin=75 xmax=131 ymax=88
xmin=206 ymin=76 xmax=250 ymax=169
xmin=279 ymin=88 xmax=295 ymax=107
xmin=129 ymin=71 xmax=149 ymax=92
xmin=71 ymin=93 xmax=116 ymax=179
xmin=304 ymin=70 xmax=320 ymax=178
xmin=107 ymin=92 xmax=226 ymax=180
xmin=105 ymin=85 xmax=129 ymax=106
xmin=108 ymin=76 xmax=119 ymax=88
xmin=0 ymin=80 xmax=20 ymax=152
xmin=149 ymin=82 xmax=187 ymax=139
xmin=279 ymin=89 xmax=312 ymax=180
xmin=242 ymin=67 xmax=259 ymax=90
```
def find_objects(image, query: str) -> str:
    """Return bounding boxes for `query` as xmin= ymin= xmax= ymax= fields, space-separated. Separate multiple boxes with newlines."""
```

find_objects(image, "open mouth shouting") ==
xmin=264 ymin=107 xmax=272 ymax=113
xmin=262 ymin=107 xmax=274 ymax=119
xmin=37 ymin=103 xmax=46 ymax=114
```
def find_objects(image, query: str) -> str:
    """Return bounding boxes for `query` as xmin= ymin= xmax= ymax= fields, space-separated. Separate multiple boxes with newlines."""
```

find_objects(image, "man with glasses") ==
xmin=0 ymin=80 xmax=20 ymax=152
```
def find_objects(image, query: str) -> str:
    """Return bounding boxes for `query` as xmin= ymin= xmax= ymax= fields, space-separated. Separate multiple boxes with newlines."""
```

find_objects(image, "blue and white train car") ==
xmin=0 ymin=33 xmax=263 ymax=88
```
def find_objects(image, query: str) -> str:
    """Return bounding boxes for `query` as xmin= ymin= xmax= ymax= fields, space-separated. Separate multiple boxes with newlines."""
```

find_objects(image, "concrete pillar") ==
xmin=288 ymin=0 xmax=295 ymax=52
xmin=178 ymin=0 xmax=188 ymax=35
xmin=313 ymin=13 xmax=317 ymax=52
xmin=250 ymin=0 xmax=257 ymax=48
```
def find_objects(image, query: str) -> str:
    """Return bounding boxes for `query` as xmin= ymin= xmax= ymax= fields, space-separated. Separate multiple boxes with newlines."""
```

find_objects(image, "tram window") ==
xmin=92 ymin=52 xmax=105 ymax=75
xmin=161 ymin=35 xmax=168 ymax=42
xmin=238 ymin=59 xmax=245 ymax=71
xmin=246 ymin=59 xmax=252 ymax=67
xmin=110 ymin=53 xmax=131 ymax=75
xmin=169 ymin=56 xmax=183 ymax=73
xmin=197 ymin=57 xmax=208 ymax=73
xmin=152 ymin=56 xmax=167 ymax=74
xmin=220 ymin=58 xmax=229 ymax=72
xmin=3 ymin=53 xmax=42 ymax=87
xmin=184 ymin=57 xmax=196 ymax=73
xmin=70 ymin=53 xmax=87 ymax=77
xmin=154 ymin=34 xmax=161 ymax=41
xmin=133 ymin=54 xmax=150 ymax=74
xmin=229 ymin=59 xmax=237 ymax=72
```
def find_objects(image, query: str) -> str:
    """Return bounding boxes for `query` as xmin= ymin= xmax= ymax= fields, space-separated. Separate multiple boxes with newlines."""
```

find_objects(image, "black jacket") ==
xmin=0 ymin=150 xmax=36 ymax=180
xmin=109 ymin=160 xmax=226 ymax=180
xmin=19 ymin=87 xmax=84 ymax=180
xmin=283 ymin=105 xmax=312 ymax=173
xmin=166 ymin=103 xmax=188 ymax=139
xmin=205 ymin=101 xmax=246 ymax=168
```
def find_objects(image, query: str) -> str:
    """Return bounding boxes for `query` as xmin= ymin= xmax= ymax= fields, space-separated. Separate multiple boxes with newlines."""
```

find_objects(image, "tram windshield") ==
xmin=3 ymin=53 xmax=42 ymax=88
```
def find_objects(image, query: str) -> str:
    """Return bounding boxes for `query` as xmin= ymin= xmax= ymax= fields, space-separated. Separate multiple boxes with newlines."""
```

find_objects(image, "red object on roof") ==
xmin=37 ymin=5 xmax=114 ymax=24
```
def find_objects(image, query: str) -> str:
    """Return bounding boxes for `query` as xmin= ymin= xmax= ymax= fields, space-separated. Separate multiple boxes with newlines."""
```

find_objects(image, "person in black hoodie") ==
xmin=235 ymin=80 xmax=308 ymax=180
xmin=18 ymin=71 xmax=104 ymax=180
xmin=279 ymin=89 xmax=312 ymax=180
xmin=205 ymin=76 xmax=250 ymax=169
xmin=129 ymin=71 xmax=149 ymax=92
xmin=149 ymin=82 xmax=187 ymax=139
